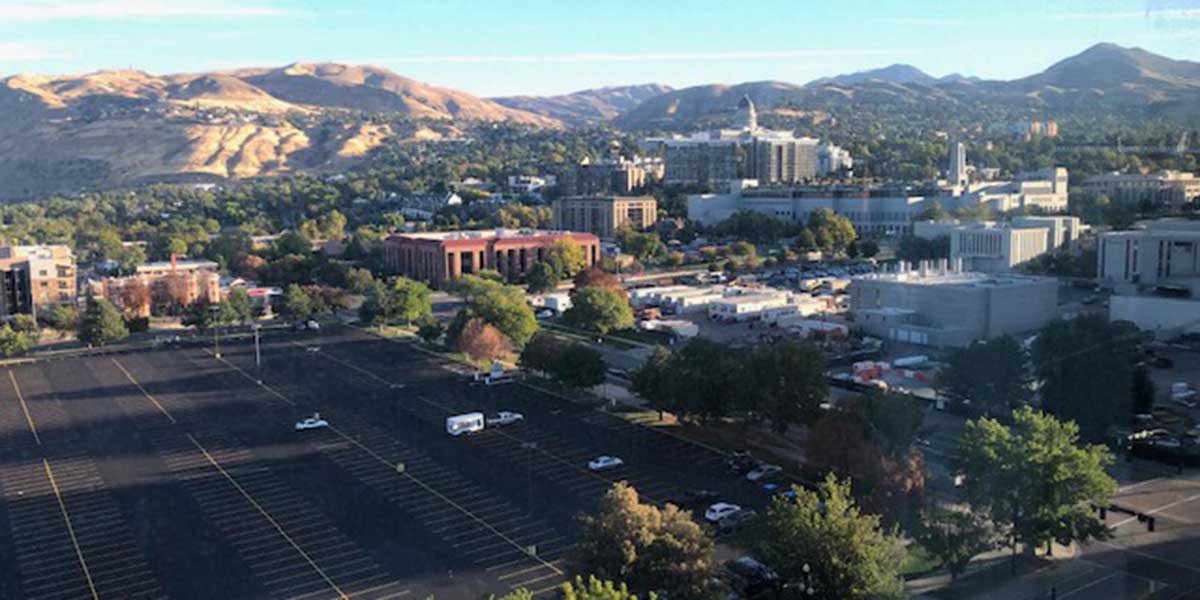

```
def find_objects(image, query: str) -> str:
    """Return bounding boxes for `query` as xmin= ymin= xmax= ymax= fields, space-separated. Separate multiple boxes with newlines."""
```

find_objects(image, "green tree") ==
xmin=937 ymin=336 xmax=1029 ymax=414
xmin=744 ymin=340 xmax=828 ymax=433
xmin=10 ymin=314 xmax=39 ymax=336
xmin=0 ymin=325 xmax=33 ymax=357
xmin=417 ymin=318 xmax=444 ymax=344
xmin=753 ymin=475 xmax=906 ymax=600
xmin=78 ymin=296 xmax=129 ymax=346
xmin=543 ymin=240 xmax=588 ymax=279
xmin=563 ymin=576 xmax=655 ymax=600
xmin=525 ymin=261 xmax=561 ymax=294
xmin=345 ymin=267 xmax=376 ymax=294
xmin=571 ymin=482 xmax=714 ymax=600
xmin=550 ymin=343 xmax=607 ymax=388
xmin=563 ymin=287 xmax=634 ymax=335
xmin=44 ymin=304 xmax=80 ymax=332
xmin=853 ymin=391 xmax=927 ymax=458
xmin=1132 ymin=365 xmax=1155 ymax=416
xmin=225 ymin=288 xmax=254 ymax=325
xmin=519 ymin=332 xmax=565 ymax=374
xmin=278 ymin=283 xmax=314 ymax=323
xmin=914 ymin=507 xmax=996 ymax=581
xmin=391 ymin=277 xmax=433 ymax=324
xmin=914 ymin=203 xmax=950 ymax=221
xmin=1031 ymin=316 xmax=1142 ymax=439
xmin=804 ymin=209 xmax=857 ymax=254
xmin=629 ymin=346 xmax=672 ymax=420
xmin=617 ymin=230 xmax=663 ymax=262
xmin=957 ymin=407 xmax=1116 ymax=559
xmin=276 ymin=230 xmax=313 ymax=256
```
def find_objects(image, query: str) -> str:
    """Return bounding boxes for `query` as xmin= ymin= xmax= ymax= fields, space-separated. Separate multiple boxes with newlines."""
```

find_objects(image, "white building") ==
xmin=1080 ymin=170 xmax=1200 ymax=209
xmin=1099 ymin=219 xmax=1200 ymax=337
xmin=913 ymin=216 xmax=1087 ymax=273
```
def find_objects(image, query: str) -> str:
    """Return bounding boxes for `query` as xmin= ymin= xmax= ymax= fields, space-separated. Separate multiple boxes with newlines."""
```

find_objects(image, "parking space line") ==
xmin=9 ymin=371 xmax=41 ymax=445
xmin=42 ymin=459 xmax=99 ymax=600
xmin=110 ymin=358 xmax=177 ymax=424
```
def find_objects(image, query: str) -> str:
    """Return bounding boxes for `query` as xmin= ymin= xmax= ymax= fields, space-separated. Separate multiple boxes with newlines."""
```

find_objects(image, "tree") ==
xmin=417 ymin=318 xmax=444 ymax=344
xmin=1031 ymin=316 xmax=1142 ymax=440
xmin=543 ymin=240 xmax=588 ymax=279
xmin=914 ymin=507 xmax=996 ymax=581
xmin=276 ymin=230 xmax=313 ymax=256
xmin=78 ymin=296 xmax=129 ymax=346
xmin=224 ymin=288 xmax=253 ymax=325
xmin=44 ymin=304 xmax=79 ymax=332
xmin=753 ymin=475 xmax=906 ymax=600
xmin=860 ymin=239 xmax=880 ymax=258
xmin=451 ymin=274 xmax=539 ymax=346
xmin=937 ymin=336 xmax=1029 ymax=414
xmin=519 ymin=332 xmax=566 ymax=374
xmin=115 ymin=244 xmax=146 ymax=274
xmin=119 ymin=279 xmax=151 ymax=316
xmin=563 ymin=576 xmax=655 ymax=600
xmin=804 ymin=209 xmax=857 ymax=254
xmin=456 ymin=317 xmax=512 ymax=361
xmin=390 ymin=277 xmax=433 ymax=324
xmin=1132 ymin=365 xmax=1155 ymax=416
xmin=10 ymin=314 xmax=38 ymax=336
xmin=617 ymin=230 xmax=663 ymax=262
xmin=914 ymin=203 xmax=950 ymax=222
xmin=551 ymin=343 xmax=607 ymax=388
xmin=278 ymin=283 xmax=313 ymax=323
xmin=574 ymin=267 xmax=626 ymax=297
xmin=0 ymin=325 xmax=33 ymax=357
xmin=525 ymin=262 xmax=560 ymax=294
xmin=744 ymin=340 xmax=828 ymax=433
xmin=345 ymin=267 xmax=376 ymax=294
xmin=564 ymin=287 xmax=634 ymax=335
xmin=852 ymin=391 xmax=927 ymax=458
xmin=957 ymin=407 xmax=1116 ymax=559
xmin=896 ymin=235 xmax=950 ymax=263
xmin=630 ymin=346 xmax=672 ymax=420
xmin=571 ymin=482 xmax=714 ymax=600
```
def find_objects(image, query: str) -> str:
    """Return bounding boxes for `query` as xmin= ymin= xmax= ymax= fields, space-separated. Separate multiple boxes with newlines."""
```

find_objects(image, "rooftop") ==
xmin=857 ymin=271 xmax=1052 ymax=289
xmin=393 ymin=228 xmax=590 ymax=242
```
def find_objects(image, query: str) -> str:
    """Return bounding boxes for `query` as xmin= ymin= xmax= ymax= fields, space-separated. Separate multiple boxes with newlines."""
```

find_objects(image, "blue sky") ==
xmin=2 ymin=0 xmax=1199 ymax=96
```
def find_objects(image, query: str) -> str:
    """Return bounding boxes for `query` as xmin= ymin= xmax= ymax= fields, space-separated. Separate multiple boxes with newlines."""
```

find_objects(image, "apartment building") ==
xmin=92 ymin=258 xmax=220 ymax=317
xmin=0 ymin=245 xmax=76 ymax=316
xmin=551 ymin=195 xmax=658 ymax=238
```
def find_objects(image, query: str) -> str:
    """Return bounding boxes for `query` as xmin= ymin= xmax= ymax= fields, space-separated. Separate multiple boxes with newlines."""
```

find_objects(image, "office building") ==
xmin=558 ymin=157 xmax=650 ymax=197
xmin=848 ymin=263 xmax=1058 ymax=347
xmin=1079 ymin=171 xmax=1200 ymax=209
xmin=384 ymin=229 xmax=600 ymax=286
xmin=552 ymin=195 xmax=657 ymax=239
xmin=1099 ymin=219 xmax=1200 ymax=336
xmin=0 ymin=245 xmax=76 ymax=316
xmin=913 ymin=216 xmax=1087 ymax=273
xmin=650 ymin=96 xmax=845 ymax=186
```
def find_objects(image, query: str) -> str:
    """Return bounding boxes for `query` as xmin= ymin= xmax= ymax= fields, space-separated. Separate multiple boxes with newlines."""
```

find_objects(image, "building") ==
xmin=551 ymin=195 xmax=657 ymax=239
xmin=650 ymin=96 xmax=845 ymax=186
xmin=390 ymin=191 xmax=463 ymax=220
xmin=92 ymin=258 xmax=220 ymax=317
xmin=1079 ymin=171 xmax=1200 ymax=209
xmin=384 ymin=229 xmax=600 ymax=286
xmin=558 ymin=157 xmax=652 ymax=197
xmin=506 ymin=175 xmax=552 ymax=194
xmin=988 ymin=120 xmax=1060 ymax=140
xmin=1098 ymin=219 xmax=1200 ymax=336
xmin=0 ymin=245 xmax=76 ymax=316
xmin=913 ymin=216 xmax=1087 ymax=273
xmin=948 ymin=142 xmax=968 ymax=194
xmin=848 ymin=262 xmax=1058 ymax=347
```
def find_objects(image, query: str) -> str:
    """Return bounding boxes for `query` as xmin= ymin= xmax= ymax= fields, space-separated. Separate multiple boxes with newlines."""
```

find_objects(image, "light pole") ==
xmin=210 ymin=305 xmax=222 ymax=358
xmin=522 ymin=441 xmax=537 ymax=511
xmin=252 ymin=323 xmax=262 ymax=384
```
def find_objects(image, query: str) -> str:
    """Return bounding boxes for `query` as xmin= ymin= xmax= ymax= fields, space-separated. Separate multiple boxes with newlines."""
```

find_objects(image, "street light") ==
xmin=252 ymin=323 xmax=262 ymax=384
xmin=209 ymin=305 xmax=222 ymax=358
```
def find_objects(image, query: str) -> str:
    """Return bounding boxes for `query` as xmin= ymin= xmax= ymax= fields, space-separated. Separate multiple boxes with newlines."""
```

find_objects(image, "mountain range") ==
xmin=0 ymin=43 xmax=1197 ymax=198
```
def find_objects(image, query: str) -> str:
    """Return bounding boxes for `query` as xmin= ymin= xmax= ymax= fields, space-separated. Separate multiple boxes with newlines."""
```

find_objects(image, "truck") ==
xmin=446 ymin=412 xmax=485 ymax=436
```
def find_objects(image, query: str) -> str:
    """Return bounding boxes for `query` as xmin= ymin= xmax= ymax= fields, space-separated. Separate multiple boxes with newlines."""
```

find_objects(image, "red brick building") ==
xmin=384 ymin=229 xmax=600 ymax=285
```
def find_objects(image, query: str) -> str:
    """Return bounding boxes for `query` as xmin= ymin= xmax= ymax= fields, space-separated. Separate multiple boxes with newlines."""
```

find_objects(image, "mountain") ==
xmin=491 ymin=84 xmax=673 ymax=125
xmin=612 ymin=44 xmax=1200 ymax=130
xmin=0 ymin=63 xmax=557 ymax=198
xmin=810 ymin=63 xmax=937 ymax=86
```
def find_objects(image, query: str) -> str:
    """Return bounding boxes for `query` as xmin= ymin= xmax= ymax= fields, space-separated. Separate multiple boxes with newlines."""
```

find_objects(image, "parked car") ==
xmin=487 ymin=411 xmax=524 ymax=426
xmin=705 ymin=502 xmax=742 ymax=523
xmin=588 ymin=456 xmax=624 ymax=471
xmin=294 ymin=413 xmax=328 ymax=431
xmin=726 ymin=451 xmax=757 ymax=474
xmin=717 ymin=509 xmax=758 ymax=534
xmin=665 ymin=489 xmax=720 ymax=509
xmin=746 ymin=464 xmax=782 ymax=482
xmin=725 ymin=556 xmax=779 ymax=594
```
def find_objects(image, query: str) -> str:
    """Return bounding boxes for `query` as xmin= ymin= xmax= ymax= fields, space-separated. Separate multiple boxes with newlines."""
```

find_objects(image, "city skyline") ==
xmin=1 ymin=0 xmax=1199 ymax=96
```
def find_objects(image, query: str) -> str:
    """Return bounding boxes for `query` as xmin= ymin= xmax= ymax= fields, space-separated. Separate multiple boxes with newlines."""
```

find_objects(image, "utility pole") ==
xmin=253 ymin=323 xmax=262 ymax=384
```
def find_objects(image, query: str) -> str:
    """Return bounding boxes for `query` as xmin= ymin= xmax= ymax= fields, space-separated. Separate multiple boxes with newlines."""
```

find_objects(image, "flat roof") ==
xmin=392 ymin=228 xmax=589 ymax=242
xmin=856 ymin=272 xmax=1053 ymax=289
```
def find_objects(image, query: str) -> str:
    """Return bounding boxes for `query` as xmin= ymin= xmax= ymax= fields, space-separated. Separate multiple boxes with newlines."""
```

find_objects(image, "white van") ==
xmin=446 ymin=412 xmax=485 ymax=436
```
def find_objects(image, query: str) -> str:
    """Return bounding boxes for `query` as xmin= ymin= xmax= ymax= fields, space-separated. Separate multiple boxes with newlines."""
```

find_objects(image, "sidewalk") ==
xmin=907 ymin=542 xmax=1078 ymax=600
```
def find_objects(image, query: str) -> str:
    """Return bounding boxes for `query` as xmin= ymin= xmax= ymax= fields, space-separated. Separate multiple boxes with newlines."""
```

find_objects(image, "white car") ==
xmin=487 ymin=411 xmax=524 ymax=426
xmin=294 ymin=414 xmax=329 ymax=431
xmin=746 ymin=464 xmax=782 ymax=482
xmin=588 ymin=456 xmax=624 ymax=471
xmin=305 ymin=346 xmax=321 ymax=353
xmin=705 ymin=502 xmax=742 ymax=523
xmin=306 ymin=320 xmax=320 ymax=331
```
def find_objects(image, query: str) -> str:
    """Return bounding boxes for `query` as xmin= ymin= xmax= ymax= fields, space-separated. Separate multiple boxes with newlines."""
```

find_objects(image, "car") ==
xmin=705 ymin=502 xmax=742 ymax=523
xmin=725 ymin=556 xmax=779 ymax=591
xmin=294 ymin=413 xmax=328 ymax=431
xmin=726 ymin=451 xmax=757 ymax=474
xmin=665 ymin=489 xmax=720 ymax=508
xmin=487 ymin=411 xmax=524 ymax=426
xmin=306 ymin=320 xmax=320 ymax=331
xmin=588 ymin=456 xmax=624 ymax=471
xmin=305 ymin=346 xmax=321 ymax=353
xmin=1081 ymin=295 xmax=1099 ymax=305
xmin=717 ymin=509 xmax=758 ymax=534
xmin=745 ymin=464 xmax=782 ymax=482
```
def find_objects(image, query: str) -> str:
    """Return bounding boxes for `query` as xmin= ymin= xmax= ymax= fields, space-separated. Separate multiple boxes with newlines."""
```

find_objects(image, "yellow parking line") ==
xmin=186 ymin=433 xmax=350 ymax=600
xmin=9 ymin=371 xmax=41 ymax=445
xmin=110 ymin=358 xmax=176 ymax=424
xmin=528 ymin=581 xmax=567 ymax=596
xmin=43 ymin=459 xmax=99 ymax=600
xmin=498 ymin=563 xmax=549 ymax=581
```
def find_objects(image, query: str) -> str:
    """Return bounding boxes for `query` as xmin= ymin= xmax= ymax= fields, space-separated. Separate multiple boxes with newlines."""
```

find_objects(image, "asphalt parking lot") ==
xmin=0 ymin=326 xmax=777 ymax=599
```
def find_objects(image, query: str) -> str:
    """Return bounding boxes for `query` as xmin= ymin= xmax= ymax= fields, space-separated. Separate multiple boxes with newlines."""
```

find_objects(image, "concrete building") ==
xmin=948 ymin=142 xmax=968 ymax=194
xmin=558 ymin=157 xmax=652 ymax=197
xmin=1098 ymin=219 xmax=1200 ymax=336
xmin=1079 ymin=171 xmax=1200 ymax=209
xmin=650 ymin=96 xmax=844 ymax=186
xmin=848 ymin=263 xmax=1058 ymax=347
xmin=0 ymin=245 xmax=76 ymax=316
xmin=913 ymin=216 xmax=1087 ymax=272
xmin=552 ymin=195 xmax=657 ymax=239
xmin=92 ymin=258 xmax=220 ymax=317
xmin=384 ymin=229 xmax=600 ymax=286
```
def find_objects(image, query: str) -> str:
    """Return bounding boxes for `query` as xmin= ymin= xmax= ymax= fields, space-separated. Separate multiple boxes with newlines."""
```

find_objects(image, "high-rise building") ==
xmin=948 ymin=141 xmax=968 ymax=193
xmin=0 ymin=245 xmax=76 ymax=317
xmin=552 ymin=195 xmax=658 ymax=239
xmin=559 ymin=157 xmax=649 ymax=196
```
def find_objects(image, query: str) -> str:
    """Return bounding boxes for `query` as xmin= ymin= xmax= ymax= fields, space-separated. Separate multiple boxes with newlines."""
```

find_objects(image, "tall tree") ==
xmin=278 ymin=283 xmax=314 ymax=323
xmin=937 ymin=336 xmax=1030 ymax=415
xmin=456 ymin=317 xmax=512 ymax=361
xmin=852 ymin=391 xmax=927 ymax=457
xmin=1031 ymin=316 xmax=1142 ymax=439
xmin=525 ymin=262 xmax=560 ymax=294
xmin=224 ymin=288 xmax=254 ymax=325
xmin=551 ymin=343 xmax=607 ymax=389
xmin=564 ymin=287 xmax=634 ymax=335
xmin=0 ymin=325 xmax=33 ymax=357
xmin=563 ymin=576 xmax=655 ymax=600
xmin=543 ymin=240 xmax=588 ymax=279
xmin=745 ymin=340 xmax=828 ymax=433
xmin=571 ymin=483 xmax=714 ymax=600
xmin=519 ymin=332 xmax=566 ymax=374
xmin=78 ymin=296 xmax=129 ymax=346
xmin=629 ymin=346 xmax=672 ymax=420
xmin=118 ymin=279 xmax=151 ymax=316
xmin=914 ymin=507 xmax=996 ymax=581
xmin=1132 ymin=365 xmax=1155 ymax=416
xmin=390 ymin=277 xmax=433 ymax=324
xmin=957 ymin=407 xmax=1115 ymax=559
xmin=752 ymin=475 xmax=906 ymax=600
xmin=573 ymin=267 xmax=624 ymax=296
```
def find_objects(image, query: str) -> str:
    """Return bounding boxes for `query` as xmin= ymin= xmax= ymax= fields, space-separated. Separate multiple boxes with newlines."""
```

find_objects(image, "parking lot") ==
xmin=0 ymin=325 xmax=779 ymax=599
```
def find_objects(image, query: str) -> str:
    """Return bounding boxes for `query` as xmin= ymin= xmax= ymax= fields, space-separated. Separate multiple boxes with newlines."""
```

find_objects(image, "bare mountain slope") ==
xmin=492 ymin=83 xmax=672 ymax=125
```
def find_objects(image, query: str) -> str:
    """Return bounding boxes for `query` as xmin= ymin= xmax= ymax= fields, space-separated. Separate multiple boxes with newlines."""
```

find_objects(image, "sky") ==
xmin=1 ymin=0 xmax=1200 ymax=97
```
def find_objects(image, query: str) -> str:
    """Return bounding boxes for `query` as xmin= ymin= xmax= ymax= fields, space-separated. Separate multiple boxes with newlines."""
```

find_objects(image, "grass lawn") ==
xmin=900 ymin=544 xmax=941 ymax=578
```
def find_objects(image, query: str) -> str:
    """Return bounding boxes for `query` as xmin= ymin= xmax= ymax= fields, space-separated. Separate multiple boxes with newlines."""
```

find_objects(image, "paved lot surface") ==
xmin=0 ymin=326 xmax=775 ymax=599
